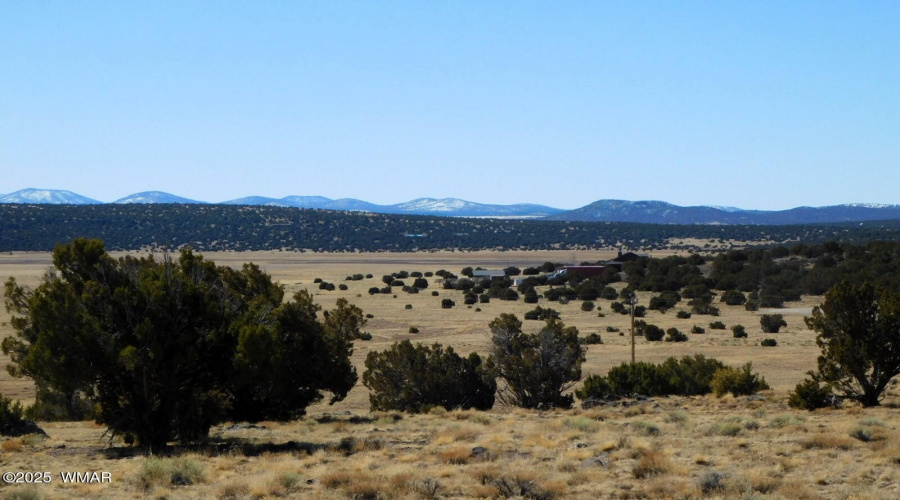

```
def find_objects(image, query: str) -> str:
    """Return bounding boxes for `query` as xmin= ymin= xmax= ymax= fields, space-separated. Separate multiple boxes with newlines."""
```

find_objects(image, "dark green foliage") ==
xmin=583 ymin=333 xmax=603 ymax=345
xmin=487 ymin=315 xmax=585 ymax=409
xmin=408 ymin=327 xmax=419 ymax=333
xmin=339 ymin=284 xmax=348 ymax=291
xmin=709 ymin=321 xmax=726 ymax=330
xmin=441 ymin=299 xmax=455 ymax=309
xmin=576 ymin=355 xmax=726 ymax=399
xmin=313 ymin=278 xmax=323 ymax=283
xmin=366 ymin=274 xmax=374 ymax=279
xmin=789 ymin=379 xmax=836 ymax=410
xmin=504 ymin=266 xmax=521 ymax=276
xmin=599 ymin=286 xmax=619 ymax=300
xmin=606 ymin=326 xmax=620 ymax=332
xmin=633 ymin=305 xmax=647 ymax=317
xmin=523 ymin=306 xmax=561 ymax=321
xmin=761 ymin=338 xmax=777 ymax=346
xmin=380 ymin=286 xmax=392 ymax=294
xmin=805 ymin=281 xmax=900 ymax=406
xmin=464 ymin=293 xmax=478 ymax=305
xmin=732 ymin=325 xmax=747 ymax=338
xmin=544 ymin=287 xmax=577 ymax=302
xmin=390 ymin=280 xmax=405 ymax=288
xmin=611 ymin=302 xmax=625 ymax=313
xmin=644 ymin=324 xmax=664 ymax=341
xmin=581 ymin=301 xmax=595 ymax=312
xmin=720 ymin=290 xmax=747 ymax=305
xmin=691 ymin=325 xmax=706 ymax=334
xmin=423 ymin=272 xmax=433 ymax=277
xmin=676 ymin=310 xmax=692 ymax=319
xmin=382 ymin=275 xmax=393 ymax=285
xmin=479 ymin=294 xmax=490 ymax=303
xmin=522 ymin=267 xmax=540 ymax=275
xmin=410 ymin=272 xmax=422 ymax=278
xmin=711 ymin=363 xmax=770 ymax=396
xmin=461 ymin=267 xmax=474 ymax=277
xmin=363 ymin=341 xmax=495 ymax=412
xmin=665 ymin=328 xmax=688 ymax=342
xmin=431 ymin=291 xmax=439 ymax=296
xmin=413 ymin=278 xmax=429 ymax=289
xmin=0 ymin=393 xmax=26 ymax=436
xmin=2 ymin=239 xmax=360 ymax=449
xmin=405 ymin=304 xmax=413 ymax=309
xmin=689 ymin=297 xmax=720 ymax=316
xmin=500 ymin=289 xmax=519 ymax=301
xmin=760 ymin=314 xmax=787 ymax=333
xmin=648 ymin=291 xmax=680 ymax=312
xmin=523 ymin=291 xmax=539 ymax=304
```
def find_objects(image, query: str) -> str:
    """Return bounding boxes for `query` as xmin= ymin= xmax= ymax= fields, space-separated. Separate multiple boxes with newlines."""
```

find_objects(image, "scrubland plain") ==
xmin=1 ymin=250 xmax=897 ymax=499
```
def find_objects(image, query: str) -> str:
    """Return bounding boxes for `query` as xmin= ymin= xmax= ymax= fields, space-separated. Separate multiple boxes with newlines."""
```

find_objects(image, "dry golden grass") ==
xmin=2 ymin=250 xmax=900 ymax=499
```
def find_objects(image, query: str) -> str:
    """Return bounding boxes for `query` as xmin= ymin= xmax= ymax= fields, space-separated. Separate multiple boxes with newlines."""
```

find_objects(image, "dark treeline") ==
xmin=2 ymin=203 xmax=900 ymax=252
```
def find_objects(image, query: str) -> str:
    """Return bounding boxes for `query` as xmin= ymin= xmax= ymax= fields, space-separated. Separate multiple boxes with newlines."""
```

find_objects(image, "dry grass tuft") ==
xmin=438 ymin=446 xmax=471 ymax=465
xmin=632 ymin=448 xmax=673 ymax=478
xmin=802 ymin=433 xmax=855 ymax=450
xmin=1 ymin=439 xmax=23 ymax=452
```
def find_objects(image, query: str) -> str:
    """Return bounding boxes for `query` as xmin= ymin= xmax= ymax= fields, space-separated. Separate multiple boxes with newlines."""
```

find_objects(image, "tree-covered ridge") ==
xmin=2 ymin=203 xmax=900 ymax=252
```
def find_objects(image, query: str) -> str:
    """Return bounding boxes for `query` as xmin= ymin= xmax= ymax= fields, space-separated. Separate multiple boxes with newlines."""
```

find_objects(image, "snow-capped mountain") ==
xmin=0 ymin=188 xmax=101 ymax=205
xmin=113 ymin=191 xmax=206 ymax=204
xmin=220 ymin=196 xmax=293 ymax=207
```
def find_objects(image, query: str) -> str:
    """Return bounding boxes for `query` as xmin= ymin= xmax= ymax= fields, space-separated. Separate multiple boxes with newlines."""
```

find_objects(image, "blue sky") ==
xmin=1 ymin=2 xmax=897 ymax=210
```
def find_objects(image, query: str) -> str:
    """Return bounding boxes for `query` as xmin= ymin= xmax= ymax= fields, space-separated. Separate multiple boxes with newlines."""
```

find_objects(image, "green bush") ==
xmin=691 ymin=325 xmax=705 ymax=334
xmin=665 ymin=328 xmax=688 ymax=342
xmin=606 ymin=326 xmax=620 ymax=332
xmin=709 ymin=321 xmax=726 ymax=330
xmin=580 ymin=301 xmax=595 ymax=312
xmin=408 ymin=327 xmax=419 ymax=334
xmin=582 ymin=333 xmax=603 ymax=345
xmin=711 ymin=363 xmax=770 ymax=397
xmin=363 ymin=340 xmax=495 ymax=412
xmin=731 ymin=325 xmax=747 ymax=338
xmin=575 ymin=355 xmax=726 ymax=399
xmin=760 ymin=314 xmax=787 ymax=333
xmin=676 ymin=310 xmax=691 ymax=319
xmin=441 ymin=299 xmax=455 ymax=309
xmin=643 ymin=324 xmax=664 ymax=342
xmin=761 ymin=338 xmax=777 ymax=347
xmin=788 ymin=379 xmax=835 ymax=411
xmin=431 ymin=291 xmax=439 ymax=296
xmin=523 ymin=306 xmax=560 ymax=321
xmin=0 ymin=394 xmax=26 ymax=436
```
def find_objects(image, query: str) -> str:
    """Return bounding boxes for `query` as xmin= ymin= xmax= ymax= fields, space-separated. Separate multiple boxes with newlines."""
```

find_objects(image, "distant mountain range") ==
xmin=0 ymin=189 xmax=562 ymax=218
xmin=545 ymin=199 xmax=900 ymax=225
xmin=2 ymin=189 xmax=899 ymax=224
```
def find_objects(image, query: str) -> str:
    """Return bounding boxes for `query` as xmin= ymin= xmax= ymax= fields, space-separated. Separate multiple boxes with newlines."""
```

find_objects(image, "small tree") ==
xmin=760 ymin=314 xmax=787 ymax=333
xmin=363 ymin=340 xmax=495 ymax=412
xmin=804 ymin=281 xmax=900 ymax=406
xmin=487 ymin=314 xmax=585 ymax=409
xmin=731 ymin=325 xmax=747 ymax=338
xmin=580 ymin=301 xmax=595 ymax=312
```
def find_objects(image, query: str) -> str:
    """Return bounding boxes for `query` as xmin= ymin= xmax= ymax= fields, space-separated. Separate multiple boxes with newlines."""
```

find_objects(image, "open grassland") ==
xmin=1 ymin=250 xmax=898 ymax=499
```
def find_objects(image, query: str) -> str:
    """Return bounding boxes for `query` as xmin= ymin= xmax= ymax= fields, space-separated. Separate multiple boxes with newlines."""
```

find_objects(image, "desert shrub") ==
xmin=849 ymin=427 xmax=874 ymax=442
xmin=523 ymin=291 xmax=539 ymax=304
xmin=431 ymin=291 xmax=439 ymax=296
xmin=643 ymin=324 xmax=664 ymax=342
xmin=0 ymin=394 xmax=26 ymax=436
xmin=711 ymin=363 xmax=769 ymax=397
xmin=720 ymin=289 xmax=747 ymax=305
xmin=599 ymin=286 xmax=619 ymax=300
xmin=413 ymin=278 xmax=429 ymax=289
xmin=390 ymin=280 xmax=405 ymax=288
xmin=665 ymin=328 xmax=688 ymax=342
xmin=709 ymin=321 xmax=726 ymax=330
xmin=761 ymin=338 xmax=777 ymax=347
xmin=408 ymin=327 xmax=419 ymax=334
xmin=676 ymin=310 xmax=691 ymax=319
xmin=479 ymin=294 xmax=490 ymax=303
xmin=405 ymin=304 xmax=413 ymax=310
xmin=760 ymin=314 xmax=787 ymax=333
xmin=441 ymin=299 xmax=455 ymax=309
xmin=583 ymin=333 xmax=603 ymax=345
xmin=313 ymin=278 xmax=323 ymax=284
xmin=789 ymin=379 xmax=836 ymax=410
xmin=580 ymin=301 xmax=595 ymax=312
xmin=464 ymin=293 xmax=478 ymax=305
xmin=380 ymin=286 xmax=392 ymax=294
xmin=338 ymin=284 xmax=348 ymax=291
xmin=606 ymin=326 xmax=620 ymax=332
xmin=731 ymin=324 xmax=747 ymax=338
xmin=365 ymin=313 xmax=374 ymax=319
xmin=523 ymin=306 xmax=560 ymax=321
xmin=610 ymin=301 xmax=625 ymax=313
xmin=488 ymin=314 xmax=584 ymax=409
xmin=691 ymin=325 xmax=705 ymax=334
xmin=366 ymin=274 xmax=374 ymax=279
xmin=358 ymin=332 xmax=373 ymax=341
xmin=632 ymin=421 xmax=660 ymax=436
xmin=363 ymin=340 xmax=495 ymax=412
xmin=500 ymin=289 xmax=519 ymax=301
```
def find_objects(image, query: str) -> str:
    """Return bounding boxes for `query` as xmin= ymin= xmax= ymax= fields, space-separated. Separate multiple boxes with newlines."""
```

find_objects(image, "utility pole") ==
xmin=629 ymin=293 xmax=638 ymax=364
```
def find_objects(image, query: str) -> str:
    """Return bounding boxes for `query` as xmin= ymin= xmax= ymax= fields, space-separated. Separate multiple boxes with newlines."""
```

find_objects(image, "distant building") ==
xmin=472 ymin=269 xmax=506 ymax=281
xmin=604 ymin=250 xmax=649 ymax=271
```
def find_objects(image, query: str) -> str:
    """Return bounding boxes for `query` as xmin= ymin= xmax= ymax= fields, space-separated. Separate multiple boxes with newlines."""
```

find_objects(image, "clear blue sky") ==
xmin=2 ymin=2 xmax=897 ymax=210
